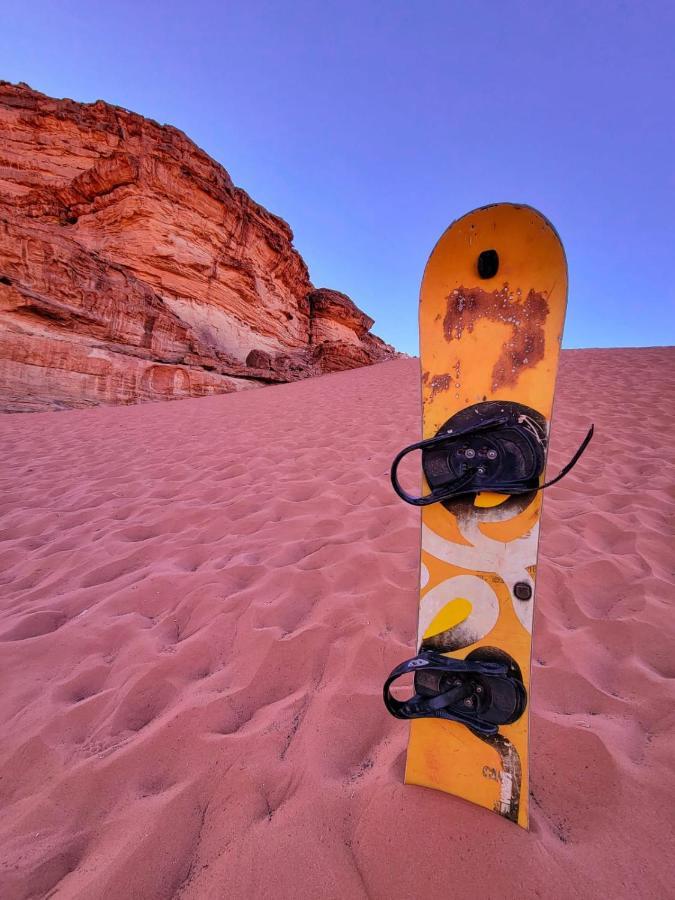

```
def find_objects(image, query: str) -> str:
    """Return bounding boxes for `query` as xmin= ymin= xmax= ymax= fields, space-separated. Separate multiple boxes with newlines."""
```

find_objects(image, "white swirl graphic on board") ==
xmin=420 ymin=562 xmax=430 ymax=589
xmin=422 ymin=515 xmax=537 ymax=635
xmin=418 ymin=574 xmax=499 ymax=649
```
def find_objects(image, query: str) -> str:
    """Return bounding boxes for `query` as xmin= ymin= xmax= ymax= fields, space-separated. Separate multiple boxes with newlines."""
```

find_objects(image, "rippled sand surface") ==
xmin=1 ymin=348 xmax=673 ymax=899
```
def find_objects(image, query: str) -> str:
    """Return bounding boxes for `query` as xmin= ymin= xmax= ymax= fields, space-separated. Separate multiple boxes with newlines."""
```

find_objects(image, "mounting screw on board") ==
xmin=513 ymin=582 xmax=533 ymax=601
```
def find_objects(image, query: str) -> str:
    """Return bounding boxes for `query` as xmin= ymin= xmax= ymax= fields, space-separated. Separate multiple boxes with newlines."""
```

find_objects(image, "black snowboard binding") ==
xmin=383 ymin=648 xmax=527 ymax=737
xmin=390 ymin=400 xmax=593 ymax=507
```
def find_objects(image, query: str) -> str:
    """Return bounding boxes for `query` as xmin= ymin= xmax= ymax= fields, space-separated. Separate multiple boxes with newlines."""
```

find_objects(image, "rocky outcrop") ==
xmin=0 ymin=82 xmax=398 ymax=412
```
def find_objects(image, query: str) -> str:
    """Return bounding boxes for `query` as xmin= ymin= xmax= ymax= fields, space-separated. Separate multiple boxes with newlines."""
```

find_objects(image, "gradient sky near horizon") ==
xmin=3 ymin=1 xmax=674 ymax=354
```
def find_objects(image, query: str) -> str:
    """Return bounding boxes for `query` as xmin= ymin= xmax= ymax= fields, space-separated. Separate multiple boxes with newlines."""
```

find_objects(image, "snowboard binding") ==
xmin=383 ymin=647 xmax=527 ymax=737
xmin=390 ymin=400 xmax=593 ymax=507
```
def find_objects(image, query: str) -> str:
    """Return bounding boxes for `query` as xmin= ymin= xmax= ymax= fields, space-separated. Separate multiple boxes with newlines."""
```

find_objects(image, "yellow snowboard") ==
xmin=401 ymin=204 xmax=568 ymax=828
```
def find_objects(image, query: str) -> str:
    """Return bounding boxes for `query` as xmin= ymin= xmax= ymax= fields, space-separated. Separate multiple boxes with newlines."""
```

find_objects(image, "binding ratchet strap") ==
xmin=383 ymin=649 xmax=527 ymax=737
xmin=390 ymin=413 xmax=594 ymax=507
xmin=534 ymin=424 xmax=594 ymax=490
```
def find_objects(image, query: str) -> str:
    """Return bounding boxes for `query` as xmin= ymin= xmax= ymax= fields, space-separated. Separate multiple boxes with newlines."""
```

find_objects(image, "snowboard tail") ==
xmin=394 ymin=204 xmax=570 ymax=828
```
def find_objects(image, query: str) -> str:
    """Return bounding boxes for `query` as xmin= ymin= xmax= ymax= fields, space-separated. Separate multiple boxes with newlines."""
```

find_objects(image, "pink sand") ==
xmin=1 ymin=348 xmax=674 ymax=899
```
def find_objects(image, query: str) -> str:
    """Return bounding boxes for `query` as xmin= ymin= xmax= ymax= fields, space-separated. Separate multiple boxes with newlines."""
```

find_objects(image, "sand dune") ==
xmin=1 ymin=347 xmax=674 ymax=899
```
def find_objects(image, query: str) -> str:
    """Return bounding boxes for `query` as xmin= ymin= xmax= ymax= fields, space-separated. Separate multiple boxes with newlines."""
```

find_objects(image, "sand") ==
xmin=1 ymin=347 xmax=674 ymax=899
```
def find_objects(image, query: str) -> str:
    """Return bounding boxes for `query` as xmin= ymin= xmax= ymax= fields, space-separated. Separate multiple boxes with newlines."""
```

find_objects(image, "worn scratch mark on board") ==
xmin=443 ymin=284 xmax=549 ymax=390
xmin=429 ymin=373 xmax=451 ymax=398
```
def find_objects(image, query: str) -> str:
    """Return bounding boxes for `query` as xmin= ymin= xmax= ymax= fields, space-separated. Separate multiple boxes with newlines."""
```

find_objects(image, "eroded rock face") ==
xmin=0 ymin=82 xmax=398 ymax=412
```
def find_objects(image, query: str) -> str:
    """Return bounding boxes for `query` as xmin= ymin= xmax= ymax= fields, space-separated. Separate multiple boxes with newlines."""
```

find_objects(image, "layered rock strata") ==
xmin=0 ymin=82 xmax=397 ymax=412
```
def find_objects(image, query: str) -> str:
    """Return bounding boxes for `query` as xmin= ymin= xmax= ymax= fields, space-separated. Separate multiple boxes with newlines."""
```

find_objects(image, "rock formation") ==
xmin=0 ymin=82 xmax=398 ymax=412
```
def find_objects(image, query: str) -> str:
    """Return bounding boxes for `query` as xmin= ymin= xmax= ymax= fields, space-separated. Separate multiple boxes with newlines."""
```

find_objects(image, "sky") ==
xmin=2 ymin=0 xmax=674 ymax=354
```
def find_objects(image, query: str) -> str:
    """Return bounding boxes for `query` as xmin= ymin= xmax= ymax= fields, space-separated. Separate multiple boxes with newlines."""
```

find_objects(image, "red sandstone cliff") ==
xmin=0 ymin=82 xmax=398 ymax=412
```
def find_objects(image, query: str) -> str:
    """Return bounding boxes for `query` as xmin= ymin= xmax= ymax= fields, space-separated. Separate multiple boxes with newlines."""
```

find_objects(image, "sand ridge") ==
xmin=0 ymin=348 xmax=674 ymax=899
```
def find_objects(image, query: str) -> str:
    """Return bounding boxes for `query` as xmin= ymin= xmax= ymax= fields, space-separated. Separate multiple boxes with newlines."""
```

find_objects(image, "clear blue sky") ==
xmin=3 ymin=1 xmax=674 ymax=354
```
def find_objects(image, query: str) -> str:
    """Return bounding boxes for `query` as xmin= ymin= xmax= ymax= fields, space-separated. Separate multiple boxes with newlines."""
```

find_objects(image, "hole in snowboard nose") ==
xmin=477 ymin=249 xmax=499 ymax=279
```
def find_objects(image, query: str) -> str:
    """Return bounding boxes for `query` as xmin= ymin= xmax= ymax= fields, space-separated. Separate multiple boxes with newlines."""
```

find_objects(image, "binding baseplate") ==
xmin=383 ymin=647 xmax=527 ymax=737
xmin=390 ymin=400 xmax=593 ymax=507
